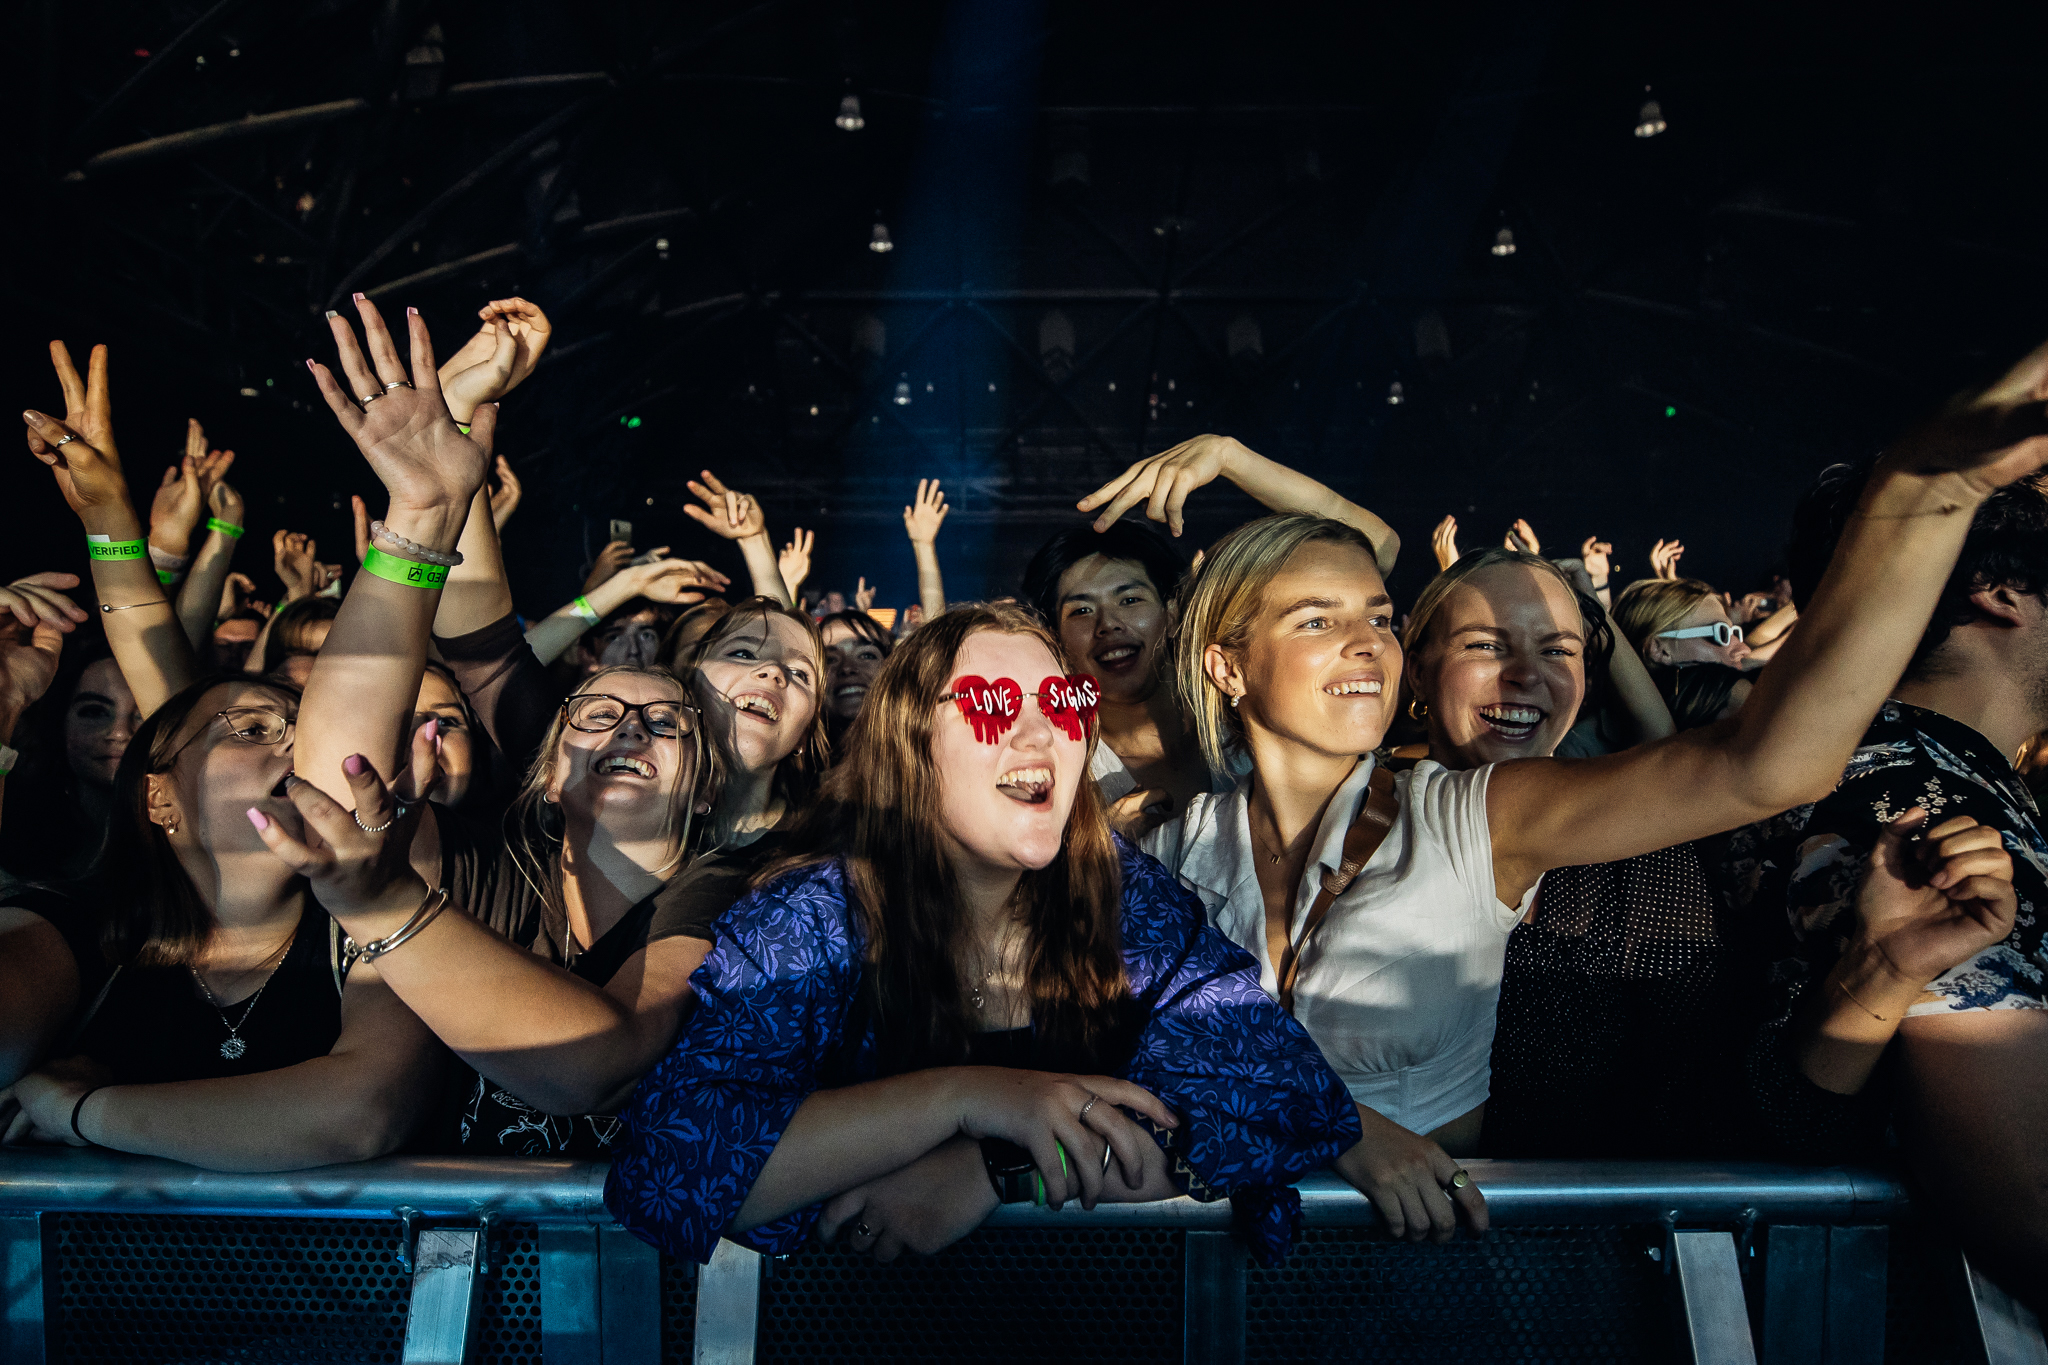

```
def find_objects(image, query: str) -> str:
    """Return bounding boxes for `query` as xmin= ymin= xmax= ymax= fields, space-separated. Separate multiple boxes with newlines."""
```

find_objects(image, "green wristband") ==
xmin=571 ymin=595 xmax=600 ymax=626
xmin=457 ymin=423 xmax=471 ymax=435
xmin=156 ymin=568 xmax=180 ymax=585
xmin=205 ymin=517 xmax=245 ymax=539
xmin=361 ymin=546 xmax=449 ymax=590
xmin=86 ymin=536 xmax=148 ymax=562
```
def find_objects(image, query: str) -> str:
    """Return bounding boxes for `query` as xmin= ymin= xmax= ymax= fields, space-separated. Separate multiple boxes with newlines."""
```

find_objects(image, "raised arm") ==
xmin=1488 ymin=337 xmax=2048 ymax=900
xmin=0 ymin=580 xmax=74 ymax=879
xmin=293 ymin=298 xmax=488 ymax=804
xmin=778 ymin=527 xmax=813 ymax=600
xmin=177 ymin=471 xmax=244 ymax=654
xmin=524 ymin=557 xmax=729 ymax=667
xmin=1567 ymin=555 xmax=1673 ymax=746
xmin=24 ymin=342 xmax=197 ymax=715
xmin=684 ymin=469 xmax=791 ymax=605
xmin=903 ymin=479 xmax=950 ymax=618
xmin=1078 ymin=434 xmax=1400 ymax=573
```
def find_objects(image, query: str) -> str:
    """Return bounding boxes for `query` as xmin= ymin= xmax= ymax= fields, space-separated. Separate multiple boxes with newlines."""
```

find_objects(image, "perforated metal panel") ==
xmin=758 ymin=1226 xmax=1183 ymax=1363
xmin=47 ymin=1213 xmax=543 ymax=1364
xmin=661 ymin=1252 xmax=699 ymax=1361
xmin=1247 ymin=1225 xmax=1669 ymax=1362
xmin=50 ymin=1213 xmax=411 ymax=1363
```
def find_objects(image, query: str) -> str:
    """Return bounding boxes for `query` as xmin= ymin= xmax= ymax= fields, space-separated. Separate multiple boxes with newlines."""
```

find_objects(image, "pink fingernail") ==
xmin=353 ymin=292 xmax=366 ymax=301
xmin=246 ymin=808 xmax=269 ymax=831
xmin=343 ymin=753 xmax=368 ymax=776
xmin=305 ymin=359 xmax=316 ymax=372
xmin=406 ymin=306 xmax=419 ymax=316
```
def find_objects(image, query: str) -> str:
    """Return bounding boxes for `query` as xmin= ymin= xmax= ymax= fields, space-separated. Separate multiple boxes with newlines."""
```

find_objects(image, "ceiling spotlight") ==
xmin=836 ymin=93 xmax=865 ymax=132
xmin=1635 ymin=88 xmax=1667 ymax=138
xmin=1387 ymin=381 xmax=1405 ymax=406
xmin=894 ymin=380 xmax=912 ymax=405
xmin=238 ymin=387 xmax=259 ymax=397
xmin=869 ymin=221 xmax=893 ymax=253
xmin=1491 ymin=226 xmax=1517 ymax=257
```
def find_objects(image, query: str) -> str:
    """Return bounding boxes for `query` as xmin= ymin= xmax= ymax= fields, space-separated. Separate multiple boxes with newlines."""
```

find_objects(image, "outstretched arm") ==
xmin=177 ymin=473 xmax=244 ymax=654
xmin=293 ymin=298 xmax=488 ymax=805
xmin=24 ymin=342 xmax=197 ymax=715
xmin=1078 ymin=435 xmax=1400 ymax=573
xmin=1488 ymin=336 xmax=2048 ymax=901
xmin=903 ymin=479 xmax=949 ymax=618
xmin=524 ymin=557 xmax=729 ymax=667
xmin=684 ymin=469 xmax=790 ymax=605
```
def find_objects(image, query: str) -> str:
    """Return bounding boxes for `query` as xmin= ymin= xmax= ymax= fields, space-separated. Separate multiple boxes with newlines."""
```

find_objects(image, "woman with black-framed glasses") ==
xmin=265 ymin=295 xmax=829 ymax=1159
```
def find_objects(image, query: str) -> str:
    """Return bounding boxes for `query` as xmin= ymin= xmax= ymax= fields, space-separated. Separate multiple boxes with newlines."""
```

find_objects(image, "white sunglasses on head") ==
xmin=1657 ymin=622 xmax=1743 ymax=647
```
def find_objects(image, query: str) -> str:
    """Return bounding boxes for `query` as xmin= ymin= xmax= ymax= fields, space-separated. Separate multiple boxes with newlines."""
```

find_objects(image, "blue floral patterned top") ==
xmin=604 ymin=838 xmax=1362 ymax=1265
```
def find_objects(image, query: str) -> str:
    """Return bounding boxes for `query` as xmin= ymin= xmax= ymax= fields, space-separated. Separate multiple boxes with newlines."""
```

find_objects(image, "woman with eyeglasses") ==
xmin=261 ymin=298 xmax=824 ymax=1158
xmin=1613 ymin=578 xmax=1753 ymax=670
xmin=1 ymin=340 xmax=442 ymax=1169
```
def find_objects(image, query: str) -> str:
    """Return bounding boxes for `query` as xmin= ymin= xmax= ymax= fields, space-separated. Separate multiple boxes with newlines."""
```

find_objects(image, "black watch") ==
xmin=980 ymin=1138 xmax=1037 ymax=1204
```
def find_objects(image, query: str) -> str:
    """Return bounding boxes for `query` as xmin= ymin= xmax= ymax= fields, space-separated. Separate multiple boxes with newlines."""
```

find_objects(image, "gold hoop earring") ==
xmin=1408 ymin=696 xmax=1428 ymax=721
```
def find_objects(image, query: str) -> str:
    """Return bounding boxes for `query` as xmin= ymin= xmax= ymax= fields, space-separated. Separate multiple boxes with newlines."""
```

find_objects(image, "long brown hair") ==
xmin=669 ymin=596 xmax=830 ymax=819
xmin=761 ymin=602 xmax=1138 ymax=1072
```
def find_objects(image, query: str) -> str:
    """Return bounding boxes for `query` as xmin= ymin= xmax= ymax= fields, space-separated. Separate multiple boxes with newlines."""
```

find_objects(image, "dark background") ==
xmin=7 ymin=0 xmax=2047 ymax=615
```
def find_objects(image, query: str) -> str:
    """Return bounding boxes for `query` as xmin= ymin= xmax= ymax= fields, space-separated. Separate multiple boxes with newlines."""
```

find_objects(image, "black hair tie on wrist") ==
xmin=70 ymin=1086 xmax=104 ymax=1145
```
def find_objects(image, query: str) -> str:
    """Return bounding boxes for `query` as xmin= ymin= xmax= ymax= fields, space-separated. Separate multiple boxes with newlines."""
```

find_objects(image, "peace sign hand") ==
xmin=24 ymin=342 xmax=131 ymax=517
xmin=306 ymin=297 xmax=487 ymax=515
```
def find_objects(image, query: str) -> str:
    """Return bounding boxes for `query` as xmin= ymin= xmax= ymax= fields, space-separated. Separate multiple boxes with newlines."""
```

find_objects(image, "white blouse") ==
xmin=1139 ymin=756 xmax=1532 ymax=1137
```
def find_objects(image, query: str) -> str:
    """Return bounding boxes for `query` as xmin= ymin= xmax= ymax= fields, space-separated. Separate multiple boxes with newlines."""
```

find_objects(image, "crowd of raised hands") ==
xmin=1 ymin=290 xmax=2044 ymax=1313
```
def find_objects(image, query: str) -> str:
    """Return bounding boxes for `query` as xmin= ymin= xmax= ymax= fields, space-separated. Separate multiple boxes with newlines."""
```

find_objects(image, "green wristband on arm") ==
xmin=571 ymin=595 xmax=600 ymax=626
xmin=86 ymin=536 xmax=147 ymax=561
xmin=361 ymin=546 xmax=449 ymax=590
xmin=205 ymin=517 xmax=245 ymax=539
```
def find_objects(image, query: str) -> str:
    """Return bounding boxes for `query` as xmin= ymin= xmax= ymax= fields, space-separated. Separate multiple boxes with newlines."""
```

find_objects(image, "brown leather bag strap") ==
xmin=1277 ymin=764 xmax=1399 ymax=1016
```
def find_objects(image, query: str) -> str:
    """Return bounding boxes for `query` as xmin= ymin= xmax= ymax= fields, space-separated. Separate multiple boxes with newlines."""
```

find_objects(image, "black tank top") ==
xmin=71 ymin=899 xmax=342 ymax=1084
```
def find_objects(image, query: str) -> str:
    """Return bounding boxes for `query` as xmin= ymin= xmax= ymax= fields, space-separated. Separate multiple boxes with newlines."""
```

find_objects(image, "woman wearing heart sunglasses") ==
xmin=602 ymin=601 xmax=1360 ymax=1266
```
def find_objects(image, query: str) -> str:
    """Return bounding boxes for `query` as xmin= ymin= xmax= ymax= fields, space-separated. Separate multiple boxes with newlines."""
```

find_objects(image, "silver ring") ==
xmin=1078 ymin=1095 xmax=1100 ymax=1124
xmin=854 ymin=1221 xmax=873 ymax=1240
xmin=383 ymin=379 xmax=414 ymax=391
xmin=352 ymin=803 xmax=408 ymax=836
xmin=1102 ymin=1143 xmax=1113 ymax=1174
xmin=51 ymin=434 xmax=77 ymax=447
xmin=358 ymin=391 xmax=386 ymax=406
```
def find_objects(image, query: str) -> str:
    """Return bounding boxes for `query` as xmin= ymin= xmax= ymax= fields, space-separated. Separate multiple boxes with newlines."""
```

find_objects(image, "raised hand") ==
xmin=0 ymin=580 xmax=73 ymax=722
xmin=1504 ymin=518 xmax=1541 ymax=555
xmin=1882 ymin=335 xmax=2048 ymax=494
xmin=618 ymin=557 xmax=729 ymax=606
xmin=1648 ymin=538 xmax=1684 ymax=580
xmin=489 ymin=455 xmax=523 ymax=532
xmin=0 ymin=573 xmax=86 ymax=635
xmin=683 ymin=469 xmax=767 ymax=541
xmin=148 ymin=460 xmax=206 ymax=557
xmin=1430 ymin=515 xmax=1459 ymax=571
xmin=903 ymin=479 xmax=949 ymax=545
xmin=274 ymin=530 xmax=317 ymax=602
xmin=210 ymin=474 xmax=245 ymax=532
xmin=854 ymin=577 xmax=875 ymax=612
xmin=186 ymin=420 xmax=237 ymax=511
xmin=218 ymin=571 xmax=258 ymax=621
xmin=437 ymin=297 xmax=553 ymax=421
xmin=23 ymin=342 xmax=128 ymax=515
xmin=1077 ymin=434 xmax=1243 ymax=537
xmin=1579 ymin=535 xmax=1613 ymax=584
xmin=307 ymin=296 xmax=486 ymax=516
xmin=248 ymin=739 xmax=441 ymax=924
xmin=313 ymin=562 xmax=346 ymax=595
xmin=584 ymin=541 xmax=632 ymax=593
xmin=1857 ymin=809 xmax=2018 ymax=988
xmin=778 ymin=528 xmax=813 ymax=595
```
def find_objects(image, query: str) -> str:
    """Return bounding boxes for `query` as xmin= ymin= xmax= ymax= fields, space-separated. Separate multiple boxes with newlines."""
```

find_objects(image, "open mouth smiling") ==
xmin=1323 ymin=679 xmax=1382 ymax=698
xmin=1092 ymin=643 xmax=1142 ymax=671
xmin=732 ymin=694 xmax=781 ymax=723
xmin=597 ymin=754 xmax=657 ymax=778
xmin=1476 ymin=703 xmax=1545 ymax=742
xmin=996 ymin=765 xmax=1054 ymax=805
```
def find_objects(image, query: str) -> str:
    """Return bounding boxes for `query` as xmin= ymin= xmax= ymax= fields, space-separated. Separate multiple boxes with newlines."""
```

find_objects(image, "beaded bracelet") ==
xmin=369 ymin=520 xmax=463 ymax=568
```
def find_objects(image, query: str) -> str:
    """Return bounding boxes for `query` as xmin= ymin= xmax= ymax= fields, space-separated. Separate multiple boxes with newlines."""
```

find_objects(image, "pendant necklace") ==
xmin=191 ymin=930 xmax=296 ymax=1060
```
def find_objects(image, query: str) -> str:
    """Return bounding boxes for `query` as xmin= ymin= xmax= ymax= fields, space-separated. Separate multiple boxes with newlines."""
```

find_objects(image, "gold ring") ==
xmin=1444 ymin=1169 xmax=1471 ymax=1195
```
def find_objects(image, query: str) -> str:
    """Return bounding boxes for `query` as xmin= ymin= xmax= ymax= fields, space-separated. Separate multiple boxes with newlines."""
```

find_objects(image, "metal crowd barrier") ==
xmin=1 ymin=1149 xmax=2043 ymax=1364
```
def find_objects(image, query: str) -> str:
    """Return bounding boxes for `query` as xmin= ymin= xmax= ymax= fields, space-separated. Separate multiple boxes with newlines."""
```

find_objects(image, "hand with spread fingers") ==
xmin=1503 ymin=518 xmax=1541 ymax=555
xmin=1648 ymin=538 xmax=1685 ymax=580
xmin=902 ymin=479 xmax=949 ymax=546
xmin=1077 ymin=434 xmax=1241 ymax=538
xmin=0 ymin=573 xmax=87 ymax=636
xmin=1431 ymin=516 xmax=1459 ymax=571
xmin=618 ymin=557 xmax=729 ymax=607
xmin=24 ymin=342 xmax=130 ymax=515
xmin=437 ymin=296 xmax=553 ymax=424
xmin=306 ymin=296 xmax=487 ymax=517
xmin=683 ymin=469 xmax=768 ymax=542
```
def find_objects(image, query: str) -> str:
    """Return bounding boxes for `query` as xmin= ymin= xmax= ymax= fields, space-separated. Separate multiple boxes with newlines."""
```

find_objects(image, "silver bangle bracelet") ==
xmin=369 ymin=521 xmax=464 ymax=568
xmin=340 ymin=887 xmax=451 ymax=970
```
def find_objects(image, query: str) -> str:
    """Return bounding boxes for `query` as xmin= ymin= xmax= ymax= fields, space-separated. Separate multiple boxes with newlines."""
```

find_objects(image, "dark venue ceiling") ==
xmin=7 ymin=0 xmax=2047 ymax=610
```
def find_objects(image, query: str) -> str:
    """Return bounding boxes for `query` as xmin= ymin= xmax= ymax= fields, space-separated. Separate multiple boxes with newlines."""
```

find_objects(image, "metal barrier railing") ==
xmin=1 ymin=1149 xmax=2041 ymax=1365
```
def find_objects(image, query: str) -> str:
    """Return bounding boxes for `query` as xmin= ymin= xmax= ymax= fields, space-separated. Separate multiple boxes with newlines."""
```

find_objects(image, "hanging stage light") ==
xmin=869 ymin=221 xmax=894 ymax=253
xmin=836 ymin=93 xmax=865 ymax=132
xmin=1387 ymin=381 xmax=1405 ymax=406
xmin=894 ymin=380 xmax=912 ymax=405
xmin=1491 ymin=226 xmax=1517 ymax=256
xmin=1635 ymin=88 xmax=1667 ymax=138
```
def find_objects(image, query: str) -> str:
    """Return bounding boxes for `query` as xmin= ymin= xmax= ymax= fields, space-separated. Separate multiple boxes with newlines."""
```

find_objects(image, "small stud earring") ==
xmin=165 ymin=820 xmax=179 ymax=837
xmin=1229 ymin=692 xmax=1241 ymax=709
